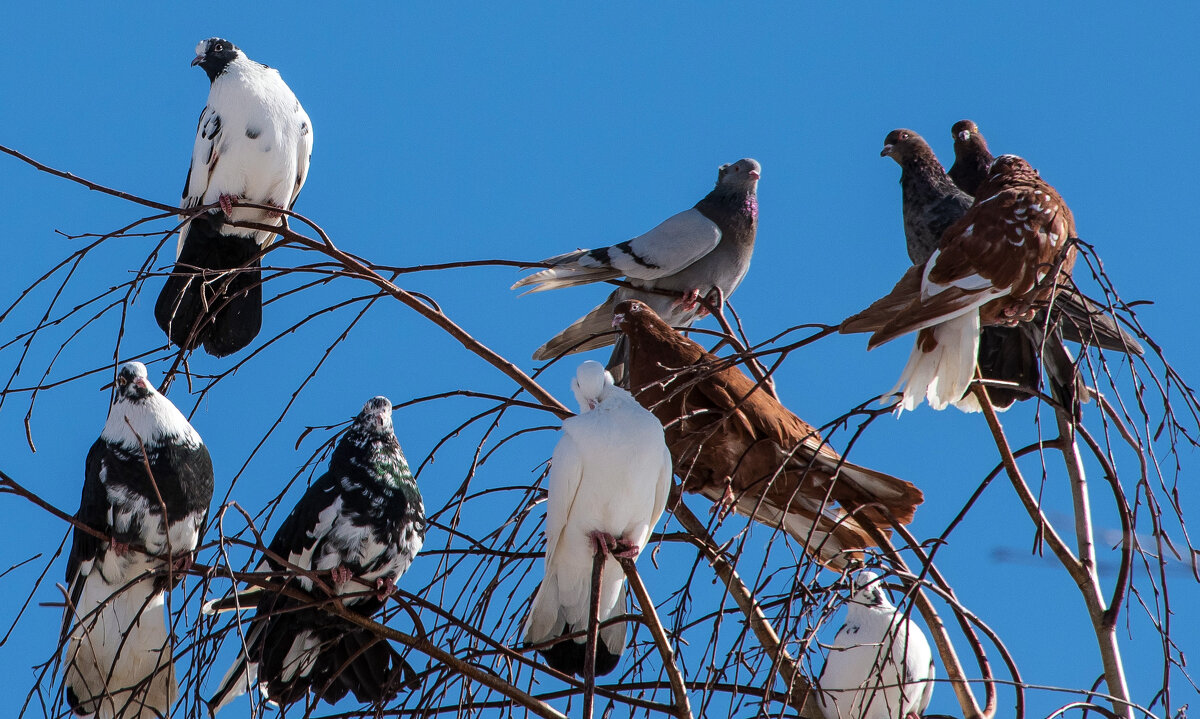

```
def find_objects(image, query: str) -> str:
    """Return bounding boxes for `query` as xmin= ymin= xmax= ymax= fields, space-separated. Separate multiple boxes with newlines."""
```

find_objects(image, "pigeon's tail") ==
xmin=826 ymin=458 xmax=926 ymax=528
xmin=511 ymin=249 xmax=623 ymax=294
xmin=712 ymin=488 xmax=873 ymax=570
xmin=524 ymin=560 xmax=627 ymax=677
xmin=154 ymin=214 xmax=264 ymax=358
xmin=888 ymin=312 xmax=980 ymax=412
xmin=1055 ymin=286 xmax=1143 ymax=355
xmin=975 ymin=325 xmax=1040 ymax=410
xmin=252 ymin=603 xmax=412 ymax=709
xmin=532 ymin=293 xmax=621 ymax=361
xmin=64 ymin=576 xmax=176 ymax=719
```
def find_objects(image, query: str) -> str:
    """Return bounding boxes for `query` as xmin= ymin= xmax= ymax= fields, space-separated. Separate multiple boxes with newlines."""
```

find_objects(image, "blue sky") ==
xmin=1 ymin=4 xmax=1198 ymax=717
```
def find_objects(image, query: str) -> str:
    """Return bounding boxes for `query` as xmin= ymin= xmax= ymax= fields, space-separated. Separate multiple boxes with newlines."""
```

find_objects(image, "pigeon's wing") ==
xmin=265 ymin=472 xmax=343 ymax=573
xmin=178 ymin=105 xmax=224 ymax=258
xmin=544 ymin=429 xmax=586 ymax=563
xmin=513 ymin=208 xmax=722 ymax=292
xmin=62 ymin=440 xmax=110 ymax=641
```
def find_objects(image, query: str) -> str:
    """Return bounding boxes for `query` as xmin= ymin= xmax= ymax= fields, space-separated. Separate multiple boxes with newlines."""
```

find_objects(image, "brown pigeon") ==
xmin=946 ymin=121 xmax=1143 ymax=358
xmin=843 ymin=154 xmax=1078 ymax=412
xmin=613 ymin=299 xmax=924 ymax=568
xmin=948 ymin=120 xmax=993 ymax=196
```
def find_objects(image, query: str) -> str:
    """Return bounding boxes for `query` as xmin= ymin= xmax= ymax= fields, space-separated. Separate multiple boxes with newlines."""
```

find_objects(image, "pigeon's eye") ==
xmin=899 ymin=132 xmax=909 ymax=141
xmin=117 ymin=376 xmax=128 ymax=387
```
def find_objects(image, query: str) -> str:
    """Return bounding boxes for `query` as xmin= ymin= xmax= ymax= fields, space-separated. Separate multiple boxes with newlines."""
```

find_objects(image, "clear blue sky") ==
xmin=1 ymin=4 xmax=1197 ymax=717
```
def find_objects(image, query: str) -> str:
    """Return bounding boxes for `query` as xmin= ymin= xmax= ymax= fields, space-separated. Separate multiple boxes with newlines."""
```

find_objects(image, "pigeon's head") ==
xmin=881 ymin=129 xmax=932 ymax=165
xmin=355 ymin=396 xmax=395 ymax=434
xmin=192 ymin=38 xmax=242 ymax=81
xmin=612 ymin=299 xmax=656 ymax=334
xmin=716 ymin=158 xmax=762 ymax=190
xmin=952 ymin=119 xmax=983 ymax=145
xmin=571 ymin=361 xmax=614 ymax=412
xmin=849 ymin=570 xmax=894 ymax=610
xmin=113 ymin=362 xmax=155 ymax=402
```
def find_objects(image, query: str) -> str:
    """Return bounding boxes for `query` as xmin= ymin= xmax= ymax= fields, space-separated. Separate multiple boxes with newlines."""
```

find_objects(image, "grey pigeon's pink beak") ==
xmin=748 ymin=170 xmax=761 ymax=180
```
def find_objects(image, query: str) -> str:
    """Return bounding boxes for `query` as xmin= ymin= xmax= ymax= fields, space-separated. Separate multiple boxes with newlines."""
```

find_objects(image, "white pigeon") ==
xmin=523 ymin=361 xmax=672 ymax=676
xmin=155 ymin=37 xmax=314 ymax=357
xmin=63 ymin=362 xmax=214 ymax=719
xmin=512 ymin=159 xmax=760 ymax=380
xmin=817 ymin=571 xmax=935 ymax=719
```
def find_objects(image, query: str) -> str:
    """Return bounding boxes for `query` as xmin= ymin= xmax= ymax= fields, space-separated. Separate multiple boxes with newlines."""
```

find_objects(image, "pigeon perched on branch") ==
xmin=207 ymin=397 xmax=424 ymax=714
xmin=155 ymin=38 xmax=313 ymax=357
xmin=843 ymin=154 xmax=1078 ymax=412
xmin=614 ymin=300 xmax=923 ymax=568
xmin=948 ymin=119 xmax=993 ymax=197
xmin=513 ymin=159 xmax=759 ymax=380
xmin=62 ymin=361 xmax=214 ymax=719
xmin=523 ymin=361 xmax=672 ymax=677
xmin=816 ymin=571 xmax=935 ymax=719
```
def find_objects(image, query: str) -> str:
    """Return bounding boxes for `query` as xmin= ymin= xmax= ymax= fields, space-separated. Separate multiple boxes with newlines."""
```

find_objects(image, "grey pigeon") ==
xmin=207 ymin=397 xmax=423 ymax=714
xmin=63 ymin=362 xmax=214 ymax=719
xmin=522 ymin=361 xmax=672 ymax=677
xmin=816 ymin=571 xmax=935 ymax=719
xmin=156 ymin=38 xmax=314 ymax=357
xmin=513 ymin=159 xmax=760 ymax=379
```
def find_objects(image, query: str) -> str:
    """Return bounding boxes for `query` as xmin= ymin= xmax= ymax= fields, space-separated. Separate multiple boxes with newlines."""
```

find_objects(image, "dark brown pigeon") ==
xmin=949 ymin=120 xmax=993 ymax=196
xmin=843 ymin=154 xmax=1079 ymax=412
xmin=613 ymin=300 xmax=924 ymax=568
xmin=946 ymin=121 xmax=1143 ymax=358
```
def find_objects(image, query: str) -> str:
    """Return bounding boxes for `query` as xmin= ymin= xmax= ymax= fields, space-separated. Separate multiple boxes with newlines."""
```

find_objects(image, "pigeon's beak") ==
xmin=748 ymin=170 xmax=761 ymax=181
xmin=611 ymin=313 xmax=625 ymax=328
xmin=957 ymin=130 xmax=971 ymax=142
xmin=880 ymin=144 xmax=894 ymax=158
xmin=191 ymin=55 xmax=205 ymax=67
xmin=133 ymin=378 xmax=149 ymax=391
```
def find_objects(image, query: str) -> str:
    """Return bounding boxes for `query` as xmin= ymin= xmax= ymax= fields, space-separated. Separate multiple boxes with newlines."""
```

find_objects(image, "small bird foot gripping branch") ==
xmin=584 ymin=540 xmax=605 ymax=719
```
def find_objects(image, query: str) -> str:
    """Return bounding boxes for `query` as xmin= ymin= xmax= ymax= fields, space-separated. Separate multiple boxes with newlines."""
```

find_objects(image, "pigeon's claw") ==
xmin=611 ymin=541 xmax=640 ymax=560
xmin=218 ymin=194 xmax=238 ymax=216
xmin=331 ymin=565 xmax=354 ymax=586
xmin=672 ymin=289 xmax=704 ymax=313
xmin=588 ymin=531 xmax=619 ymax=557
xmin=170 ymin=552 xmax=194 ymax=574
xmin=110 ymin=540 xmax=131 ymax=557
xmin=709 ymin=479 xmax=737 ymax=521
xmin=375 ymin=576 xmax=396 ymax=601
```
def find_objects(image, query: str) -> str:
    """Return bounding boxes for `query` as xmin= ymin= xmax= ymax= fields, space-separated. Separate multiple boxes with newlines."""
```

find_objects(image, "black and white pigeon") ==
xmin=512 ymin=159 xmax=760 ymax=380
xmin=816 ymin=571 xmax=935 ymax=719
xmin=523 ymin=361 xmax=672 ymax=677
xmin=207 ymin=397 xmax=425 ymax=714
xmin=155 ymin=38 xmax=313 ymax=357
xmin=62 ymin=361 xmax=214 ymax=719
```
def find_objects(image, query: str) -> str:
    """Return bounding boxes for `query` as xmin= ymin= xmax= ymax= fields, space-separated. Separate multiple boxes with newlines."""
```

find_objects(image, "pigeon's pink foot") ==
xmin=264 ymin=199 xmax=285 ymax=219
xmin=672 ymin=289 xmax=703 ymax=313
xmin=331 ymin=565 xmax=354 ymax=586
xmin=375 ymin=576 xmax=396 ymax=601
xmin=110 ymin=540 xmax=131 ymax=557
xmin=218 ymin=194 xmax=238 ymax=216
xmin=710 ymin=480 xmax=737 ymax=520
xmin=589 ymin=531 xmax=618 ymax=556
xmin=611 ymin=541 xmax=640 ymax=560
xmin=170 ymin=553 xmax=194 ymax=574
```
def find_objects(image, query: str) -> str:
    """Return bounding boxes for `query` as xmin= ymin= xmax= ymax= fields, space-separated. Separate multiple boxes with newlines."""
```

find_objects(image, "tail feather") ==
xmin=155 ymin=215 xmax=264 ymax=357
xmin=889 ymin=312 xmax=980 ymax=412
xmin=511 ymin=247 xmax=623 ymax=293
xmin=64 ymin=576 xmax=176 ymax=719
xmin=1055 ymin=286 xmax=1143 ymax=355
xmin=531 ymin=293 xmax=620 ymax=360
xmin=524 ymin=564 xmax=628 ymax=677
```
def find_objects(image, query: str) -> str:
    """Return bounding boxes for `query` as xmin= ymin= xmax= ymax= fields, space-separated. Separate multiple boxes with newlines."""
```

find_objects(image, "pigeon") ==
xmin=816 ymin=571 xmax=935 ymax=719
xmin=62 ymin=361 xmax=214 ymax=719
xmin=614 ymin=300 xmax=923 ymax=568
xmin=512 ymin=158 xmax=760 ymax=380
xmin=207 ymin=397 xmax=424 ymax=714
xmin=945 ymin=121 xmax=1143 ymax=358
xmin=948 ymin=119 xmax=993 ymax=197
xmin=523 ymin=361 xmax=672 ymax=677
xmin=842 ymin=154 xmax=1078 ymax=412
xmin=155 ymin=38 xmax=314 ymax=357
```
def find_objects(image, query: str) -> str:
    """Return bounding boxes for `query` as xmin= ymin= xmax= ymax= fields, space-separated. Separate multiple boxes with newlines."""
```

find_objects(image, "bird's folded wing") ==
xmin=513 ymin=208 xmax=721 ymax=292
xmin=545 ymin=430 xmax=586 ymax=563
xmin=183 ymin=106 xmax=221 ymax=214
